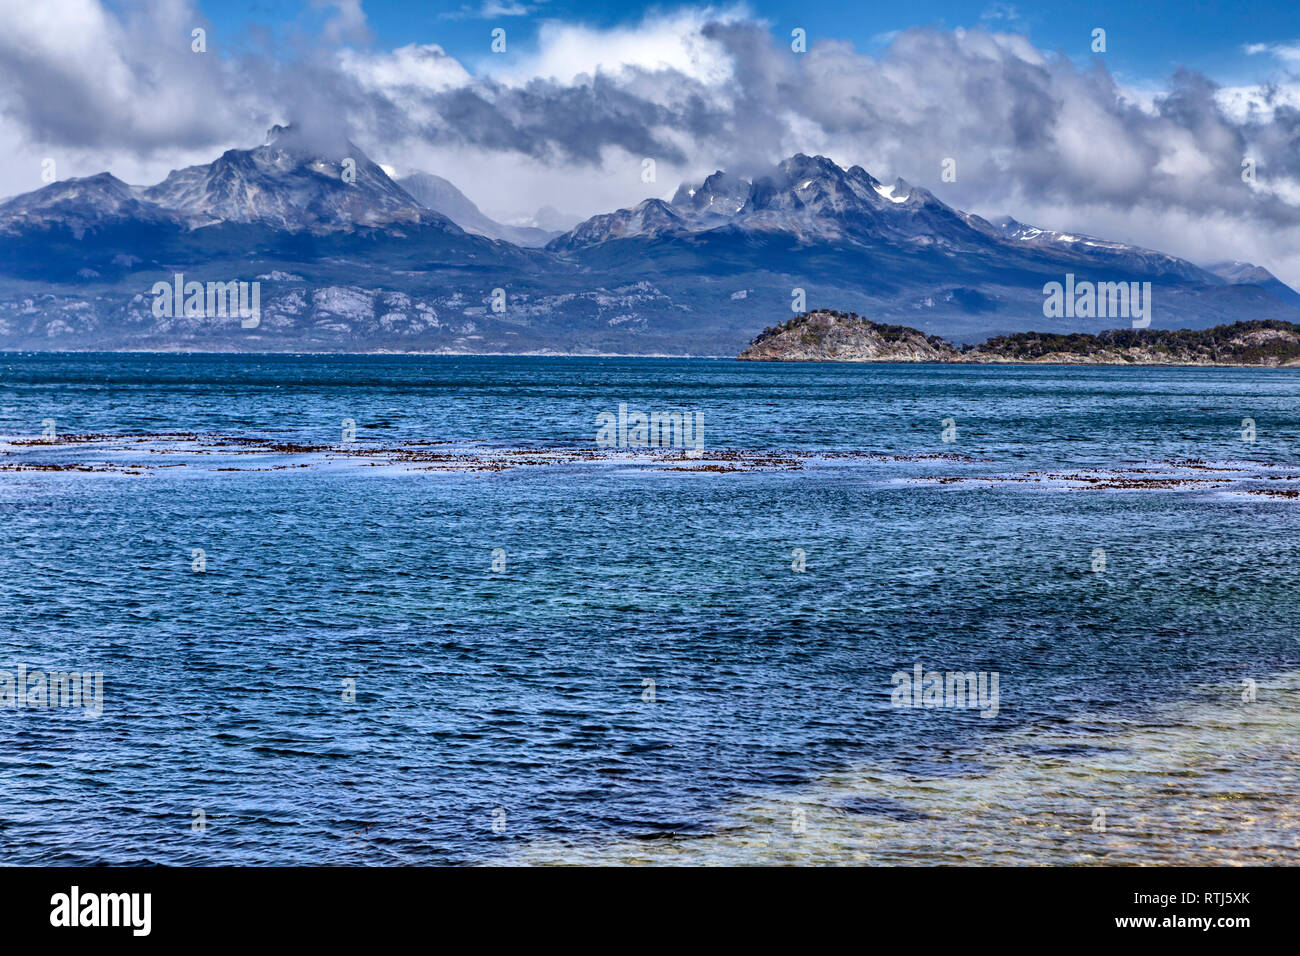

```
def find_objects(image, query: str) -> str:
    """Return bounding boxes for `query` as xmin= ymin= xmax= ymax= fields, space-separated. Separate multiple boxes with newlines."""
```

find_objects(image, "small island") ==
xmin=738 ymin=310 xmax=1300 ymax=366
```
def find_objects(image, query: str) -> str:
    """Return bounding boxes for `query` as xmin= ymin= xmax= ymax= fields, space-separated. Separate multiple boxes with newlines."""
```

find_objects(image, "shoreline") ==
xmin=1 ymin=348 xmax=1300 ymax=368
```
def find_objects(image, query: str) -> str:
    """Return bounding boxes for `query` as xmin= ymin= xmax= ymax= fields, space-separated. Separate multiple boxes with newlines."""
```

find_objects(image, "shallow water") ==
xmin=0 ymin=354 xmax=1296 ymax=865
xmin=515 ymin=672 xmax=1300 ymax=865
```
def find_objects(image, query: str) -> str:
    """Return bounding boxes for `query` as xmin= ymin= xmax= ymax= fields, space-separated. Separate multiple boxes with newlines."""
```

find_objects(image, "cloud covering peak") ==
xmin=3 ymin=1 xmax=1300 ymax=282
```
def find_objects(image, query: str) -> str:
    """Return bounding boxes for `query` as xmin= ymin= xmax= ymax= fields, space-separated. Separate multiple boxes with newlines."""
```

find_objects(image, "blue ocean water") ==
xmin=0 ymin=354 xmax=1297 ymax=864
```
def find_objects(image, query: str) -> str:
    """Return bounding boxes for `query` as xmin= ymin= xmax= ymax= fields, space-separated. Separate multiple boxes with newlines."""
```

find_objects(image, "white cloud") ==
xmin=315 ymin=0 xmax=369 ymax=45
xmin=482 ymin=0 xmax=532 ymax=15
xmin=440 ymin=0 xmax=539 ymax=20
xmin=486 ymin=5 xmax=751 ymax=85
xmin=0 ymin=0 xmax=270 ymax=156
xmin=338 ymin=43 xmax=473 ymax=93
xmin=1243 ymin=40 xmax=1300 ymax=63
xmin=1216 ymin=83 xmax=1300 ymax=121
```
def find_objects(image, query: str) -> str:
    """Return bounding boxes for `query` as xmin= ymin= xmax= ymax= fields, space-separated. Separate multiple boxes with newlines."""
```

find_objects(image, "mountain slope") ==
xmin=396 ymin=171 xmax=556 ymax=246
xmin=139 ymin=125 xmax=449 ymax=233
xmin=553 ymin=155 xmax=1007 ymax=250
xmin=546 ymin=198 xmax=693 ymax=252
xmin=1203 ymin=260 xmax=1300 ymax=309
xmin=0 ymin=173 xmax=180 ymax=236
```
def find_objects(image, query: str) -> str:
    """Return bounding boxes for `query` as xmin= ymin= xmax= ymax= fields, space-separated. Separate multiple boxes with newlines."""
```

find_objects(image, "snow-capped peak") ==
xmin=874 ymin=179 xmax=911 ymax=204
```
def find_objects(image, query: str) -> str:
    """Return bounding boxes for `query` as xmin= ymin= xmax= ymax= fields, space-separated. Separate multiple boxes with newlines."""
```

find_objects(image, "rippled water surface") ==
xmin=0 ymin=354 xmax=1297 ymax=864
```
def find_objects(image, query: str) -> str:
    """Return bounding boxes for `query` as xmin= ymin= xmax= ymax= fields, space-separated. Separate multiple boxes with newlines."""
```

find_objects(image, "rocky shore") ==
xmin=739 ymin=311 xmax=1300 ymax=366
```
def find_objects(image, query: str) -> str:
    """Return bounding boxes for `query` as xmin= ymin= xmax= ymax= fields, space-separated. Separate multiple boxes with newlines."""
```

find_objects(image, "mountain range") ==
xmin=0 ymin=127 xmax=1296 ymax=353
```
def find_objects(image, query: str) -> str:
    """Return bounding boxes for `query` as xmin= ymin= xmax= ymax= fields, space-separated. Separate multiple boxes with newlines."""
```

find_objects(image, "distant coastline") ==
xmin=738 ymin=311 xmax=1300 ymax=367
xmin=10 ymin=315 xmax=1300 ymax=365
xmin=0 ymin=348 xmax=728 ymax=359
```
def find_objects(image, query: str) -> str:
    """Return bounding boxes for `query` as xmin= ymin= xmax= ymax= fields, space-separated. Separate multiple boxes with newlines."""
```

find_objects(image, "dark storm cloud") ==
xmin=403 ymin=75 xmax=702 ymax=164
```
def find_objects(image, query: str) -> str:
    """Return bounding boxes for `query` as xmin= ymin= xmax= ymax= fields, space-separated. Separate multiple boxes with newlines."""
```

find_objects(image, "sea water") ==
xmin=0 ymin=354 xmax=1296 ymax=864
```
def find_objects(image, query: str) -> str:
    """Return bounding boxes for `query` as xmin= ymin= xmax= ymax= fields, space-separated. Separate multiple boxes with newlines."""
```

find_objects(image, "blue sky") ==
xmin=183 ymin=0 xmax=1300 ymax=87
